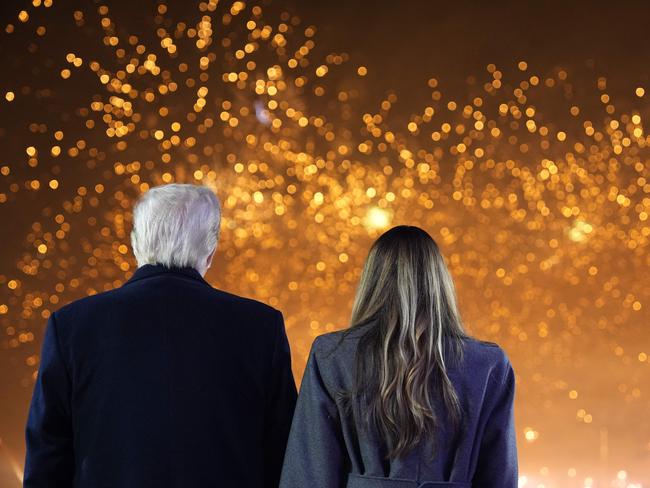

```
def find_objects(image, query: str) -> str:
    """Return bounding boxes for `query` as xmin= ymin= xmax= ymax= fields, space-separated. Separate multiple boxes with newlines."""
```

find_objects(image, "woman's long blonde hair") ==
xmin=348 ymin=225 xmax=466 ymax=459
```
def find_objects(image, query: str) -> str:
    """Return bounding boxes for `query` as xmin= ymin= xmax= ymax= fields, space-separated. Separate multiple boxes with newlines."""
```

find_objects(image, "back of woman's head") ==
xmin=349 ymin=225 xmax=466 ymax=459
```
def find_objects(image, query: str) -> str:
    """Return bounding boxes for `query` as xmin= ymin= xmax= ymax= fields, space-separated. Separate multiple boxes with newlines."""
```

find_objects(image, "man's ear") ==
xmin=205 ymin=246 xmax=216 ymax=269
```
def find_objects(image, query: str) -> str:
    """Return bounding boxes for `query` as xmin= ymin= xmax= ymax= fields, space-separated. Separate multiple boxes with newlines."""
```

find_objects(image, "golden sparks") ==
xmin=0 ymin=1 xmax=648 ymax=486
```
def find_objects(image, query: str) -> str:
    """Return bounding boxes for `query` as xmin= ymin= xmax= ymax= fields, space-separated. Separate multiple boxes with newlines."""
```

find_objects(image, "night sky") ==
xmin=1 ymin=1 xmax=649 ymax=486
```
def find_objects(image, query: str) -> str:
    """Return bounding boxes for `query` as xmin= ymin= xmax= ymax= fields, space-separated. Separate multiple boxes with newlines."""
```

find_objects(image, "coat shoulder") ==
xmin=310 ymin=327 xmax=362 ymax=358
xmin=310 ymin=329 xmax=513 ymax=368
xmin=52 ymin=281 xmax=281 ymax=337
xmin=208 ymin=287 xmax=281 ymax=320
xmin=462 ymin=336 xmax=512 ymax=368
xmin=53 ymin=288 xmax=119 ymax=322
xmin=459 ymin=336 xmax=514 ymax=389
xmin=306 ymin=328 xmax=365 ymax=389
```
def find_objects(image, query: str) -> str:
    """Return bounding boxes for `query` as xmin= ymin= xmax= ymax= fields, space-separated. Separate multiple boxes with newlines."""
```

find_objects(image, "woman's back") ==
xmin=280 ymin=226 xmax=518 ymax=487
xmin=280 ymin=326 xmax=517 ymax=488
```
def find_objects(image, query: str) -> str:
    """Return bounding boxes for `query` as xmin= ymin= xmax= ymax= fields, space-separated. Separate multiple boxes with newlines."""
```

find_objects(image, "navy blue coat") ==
xmin=279 ymin=325 xmax=518 ymax=488
xmin=24 ymin=263 xmax=297 ymax=488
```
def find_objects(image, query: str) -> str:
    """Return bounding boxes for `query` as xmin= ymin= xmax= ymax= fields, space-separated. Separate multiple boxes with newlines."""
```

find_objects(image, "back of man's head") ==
xmin=130 ymin=183 xmax=221 ymax=276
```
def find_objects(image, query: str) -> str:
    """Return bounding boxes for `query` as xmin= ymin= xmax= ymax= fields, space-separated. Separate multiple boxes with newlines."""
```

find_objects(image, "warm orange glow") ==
xmin=0 ymin=1 xmax=648 ymax=487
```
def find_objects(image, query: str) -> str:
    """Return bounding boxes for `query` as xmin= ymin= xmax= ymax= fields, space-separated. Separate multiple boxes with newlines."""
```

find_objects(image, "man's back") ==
xmin=24 ymin=263 xmax=297 ymax=488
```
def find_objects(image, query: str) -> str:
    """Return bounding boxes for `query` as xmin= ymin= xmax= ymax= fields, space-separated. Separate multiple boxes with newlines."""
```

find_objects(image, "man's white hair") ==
xmin=130 ymin=183 xmax=221 ymax=275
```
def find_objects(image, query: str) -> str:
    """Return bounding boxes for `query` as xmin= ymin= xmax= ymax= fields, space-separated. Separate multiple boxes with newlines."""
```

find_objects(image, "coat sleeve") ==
xmin=279 ymin=337 xmax=346 ymax=488
xmin=24 ymin=312 xmax=74 ymax=487
xmin=472 ymin=358 xmax=518 ymax=488
xmin=263 ymin=310 xmax=298 ymax=488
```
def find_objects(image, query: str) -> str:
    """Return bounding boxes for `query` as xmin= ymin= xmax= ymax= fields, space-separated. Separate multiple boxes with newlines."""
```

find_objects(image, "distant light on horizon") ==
xmin=567 ymin=220 xmax=594 ymax=242
xmin=364 ymin=207 xmax=391 ymax=231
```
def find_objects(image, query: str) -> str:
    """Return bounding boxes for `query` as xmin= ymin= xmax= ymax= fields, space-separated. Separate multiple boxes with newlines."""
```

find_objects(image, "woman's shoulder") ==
xmin=307 ymin=329 xmax=513 ymax=386
xmin=311 ymin=326 xmax=363 ymax=357
xmin=312 ymin=321 xmax=377 ymax=353
xmin=305 ymin=326 xmax=371 ymax=389
xmin=457 ymin=335 xmax=514 ymax=380
xmin=296 ymin=329 xmax=358 ymax=397
xmin=462 ymin=335 xmax=511 ymax=358
xmin=312 ymin=329 xmax=512 ymax=364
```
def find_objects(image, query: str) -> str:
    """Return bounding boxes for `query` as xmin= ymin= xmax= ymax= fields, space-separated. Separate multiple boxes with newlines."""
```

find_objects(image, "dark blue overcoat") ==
xmin=280 ymin=326 xmax=518 ymax=488
xmin=24 ymin=263 xmax=297 ymax=488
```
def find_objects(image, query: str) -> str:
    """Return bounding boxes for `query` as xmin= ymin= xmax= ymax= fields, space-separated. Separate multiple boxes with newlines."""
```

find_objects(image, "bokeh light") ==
xmin=0 ymin=1 xmax=648 ymax=486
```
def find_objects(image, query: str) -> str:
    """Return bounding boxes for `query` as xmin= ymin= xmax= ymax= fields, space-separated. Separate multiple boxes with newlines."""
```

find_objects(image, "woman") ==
xmin=279 ymin=225 xmax=517 ymax=488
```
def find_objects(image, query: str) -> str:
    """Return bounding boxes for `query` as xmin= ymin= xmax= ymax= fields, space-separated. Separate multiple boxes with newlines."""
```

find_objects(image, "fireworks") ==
xmin=0 ymin=0 xmax=648 ymax=486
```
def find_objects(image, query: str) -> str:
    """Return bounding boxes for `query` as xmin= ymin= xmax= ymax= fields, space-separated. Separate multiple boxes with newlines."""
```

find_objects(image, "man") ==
xmin=24 ymin=183 xmax=297 ymax=487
